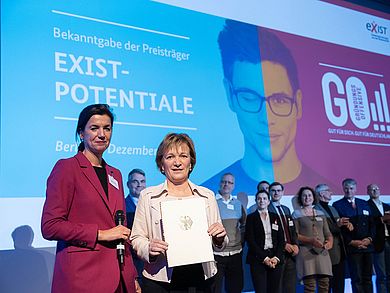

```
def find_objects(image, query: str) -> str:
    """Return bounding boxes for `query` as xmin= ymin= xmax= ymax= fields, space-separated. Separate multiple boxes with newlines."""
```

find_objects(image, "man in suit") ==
xmin=125 ymin=168 xmax=146 ymax=281
xmin=333 ymin=178 xmax=375 ymax=293
xmin=125 ymin=168 xmax=146 ymax=229
xmin=316 ymin=183 xmax=349 ymax=293
xmin=269 ymin=182 xmax=299 ymax=293
xmin=367 ymin=183 xmax=390 ymax=293
xmin=246 ymin=190 xmax=285 ymax=292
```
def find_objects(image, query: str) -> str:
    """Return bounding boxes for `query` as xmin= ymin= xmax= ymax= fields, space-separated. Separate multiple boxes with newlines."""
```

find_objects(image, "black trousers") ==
xmin=142 ymin=264 xmax=216 ymax=293
xmin=279 ymin=254 xmax=297 ymax=293
xmin=250 ymin=261 xmax=282 ymax=293
xmin=347 ymin=252 xmax=373 ymax=293
xmin=214 ymin=253 xmax=243 ymax=293
xmin=329 ymin=259 xmax=345 ymax=293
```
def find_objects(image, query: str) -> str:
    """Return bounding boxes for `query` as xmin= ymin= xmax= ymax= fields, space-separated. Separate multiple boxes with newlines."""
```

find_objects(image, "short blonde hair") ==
xmin=155 ymin=133 xmax=196 ymax=175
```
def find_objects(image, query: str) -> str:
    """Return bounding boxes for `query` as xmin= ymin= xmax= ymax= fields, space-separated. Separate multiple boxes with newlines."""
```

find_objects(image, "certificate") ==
xmin=160 ymin=197 xmax=214 ymax=267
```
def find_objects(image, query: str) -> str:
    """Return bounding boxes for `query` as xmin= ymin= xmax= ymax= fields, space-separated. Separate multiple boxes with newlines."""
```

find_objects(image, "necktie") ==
xmin=349 ymin=200 xmax=356 ymax=209
xmin=261 ymin=211 xmax=267 ymax=221
xmin=277 ymin=205 xmax=291 ymax=244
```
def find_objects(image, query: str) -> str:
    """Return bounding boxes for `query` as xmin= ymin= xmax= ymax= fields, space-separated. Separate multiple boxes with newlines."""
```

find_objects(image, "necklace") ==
xmin=302 ymin=206 xmax=315 ymax=217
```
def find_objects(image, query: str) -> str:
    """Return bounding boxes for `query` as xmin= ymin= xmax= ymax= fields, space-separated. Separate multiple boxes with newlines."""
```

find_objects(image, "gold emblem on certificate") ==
xmin=179 ymin=215 xmax=193 ymax=230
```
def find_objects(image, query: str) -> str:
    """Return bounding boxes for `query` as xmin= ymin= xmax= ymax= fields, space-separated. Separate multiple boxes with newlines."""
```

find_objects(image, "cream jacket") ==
xmin=130 ymin=180 xmax=227 ymax=283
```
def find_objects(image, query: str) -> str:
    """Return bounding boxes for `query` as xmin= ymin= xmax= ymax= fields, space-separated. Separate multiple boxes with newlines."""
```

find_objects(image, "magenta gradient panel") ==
xmin=264 ymin=27 xmax=390 ymax=194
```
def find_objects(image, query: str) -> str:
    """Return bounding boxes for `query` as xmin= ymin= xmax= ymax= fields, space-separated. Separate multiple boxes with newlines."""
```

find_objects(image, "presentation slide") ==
xmin=1 ymin=0 xmax=389 ymax=252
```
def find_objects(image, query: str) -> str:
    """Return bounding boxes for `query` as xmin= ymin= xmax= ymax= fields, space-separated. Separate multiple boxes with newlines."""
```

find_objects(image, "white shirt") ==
xmin=258 ymin=210 xmax=273 ymax=249
xmin=221 ymin=194 xmax=233 ymax=205
xmin=372 ymin=198 xmax=389 ymax=237
xmin=373 ymin=198 xmax=384 ymax=215
xmin=215 ymin=193 xmax=236 ymax=201
xmin=272 ymin=201 xmax=289 ymax=241
xmin=131 ymin=196 xmax=139 ymax=206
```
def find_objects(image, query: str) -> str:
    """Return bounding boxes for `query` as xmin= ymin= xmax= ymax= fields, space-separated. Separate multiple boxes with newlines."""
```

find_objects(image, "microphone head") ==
xmin=115 ymin=210 xmax=125 ymax=225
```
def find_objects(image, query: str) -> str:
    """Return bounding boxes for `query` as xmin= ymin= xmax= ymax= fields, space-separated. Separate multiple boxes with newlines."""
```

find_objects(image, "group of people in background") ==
xmin=40 ymin=103 xmax=390 ymax=293
xmin=211 ymin=176 xmax=390 ymax=293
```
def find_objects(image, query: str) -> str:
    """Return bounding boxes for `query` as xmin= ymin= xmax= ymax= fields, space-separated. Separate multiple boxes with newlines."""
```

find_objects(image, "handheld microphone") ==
xmin=115 ymin=210 xmax=125 ymax=264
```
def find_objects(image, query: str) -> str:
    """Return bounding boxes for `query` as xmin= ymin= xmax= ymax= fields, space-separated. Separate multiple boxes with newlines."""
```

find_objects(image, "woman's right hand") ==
xmin=149 ymin=239 xmax=168 ymax=257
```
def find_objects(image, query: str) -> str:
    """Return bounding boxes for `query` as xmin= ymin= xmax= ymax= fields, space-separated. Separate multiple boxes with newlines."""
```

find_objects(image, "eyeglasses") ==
xmin=270 ymin=189 xmax=283 ymax=193
xmin=230 ymin=83 xmax=296 ymax=117
xmin=221 ymin=180 xmax=234 ymax=185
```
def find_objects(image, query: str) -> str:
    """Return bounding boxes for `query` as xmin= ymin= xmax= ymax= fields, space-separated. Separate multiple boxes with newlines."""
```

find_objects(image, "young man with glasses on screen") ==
xmin=203 ymin=20 xmax=336 ymax=195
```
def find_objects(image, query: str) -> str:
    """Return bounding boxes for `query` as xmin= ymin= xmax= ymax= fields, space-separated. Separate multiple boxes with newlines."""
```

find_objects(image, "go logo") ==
xmin=322 ymin=72 xmax=389 ymax=132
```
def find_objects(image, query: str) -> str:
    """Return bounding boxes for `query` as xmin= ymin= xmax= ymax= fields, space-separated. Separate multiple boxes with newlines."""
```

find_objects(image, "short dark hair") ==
xmin=257 ymin=180 xmax=270 ymax=191
xmin=155 ymin=133 xmax=196 ymax=175
xmin=76 ymin=104 xmax=114 ymax=152
xmin=256 ymin=190 xmax=270 ymax=201
xmin=269 ymin=182 xmax=284 ymax=191
xmin=218 ymin=20 xmax=299 ymax=93
xmin=296 ymin=186 xmax=318 ymax=206
xmin=128 ymin=168 xmax=145 ymax=180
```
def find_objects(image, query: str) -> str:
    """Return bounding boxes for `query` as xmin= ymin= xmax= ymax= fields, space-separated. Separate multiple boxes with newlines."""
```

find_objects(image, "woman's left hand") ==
xmin=208 ymin=222 xmax=226 ymax=247
xmin=324 ymin=241 xmax=332 ymax=250
xmin=269 ymin=257 xmax=279 ymax=268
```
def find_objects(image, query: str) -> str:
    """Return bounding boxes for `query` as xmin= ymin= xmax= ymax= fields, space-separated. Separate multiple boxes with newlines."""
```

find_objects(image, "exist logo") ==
xmin=366 ymin=21 xmax=389 ymax=43
xmin=322 ymin=72 xmax=390 ymax=132
xmin=366 ymin=21 xmax=387 ymax=35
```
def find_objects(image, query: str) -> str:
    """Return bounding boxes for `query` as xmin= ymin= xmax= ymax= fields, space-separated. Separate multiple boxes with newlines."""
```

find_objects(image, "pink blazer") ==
xmin=41 ymin=152 xmax=136 ymax=293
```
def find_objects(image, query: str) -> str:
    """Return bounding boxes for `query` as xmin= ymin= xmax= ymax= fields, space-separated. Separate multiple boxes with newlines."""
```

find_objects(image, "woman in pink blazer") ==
xmin=41 ymin=104 xmax=138 ymax=293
